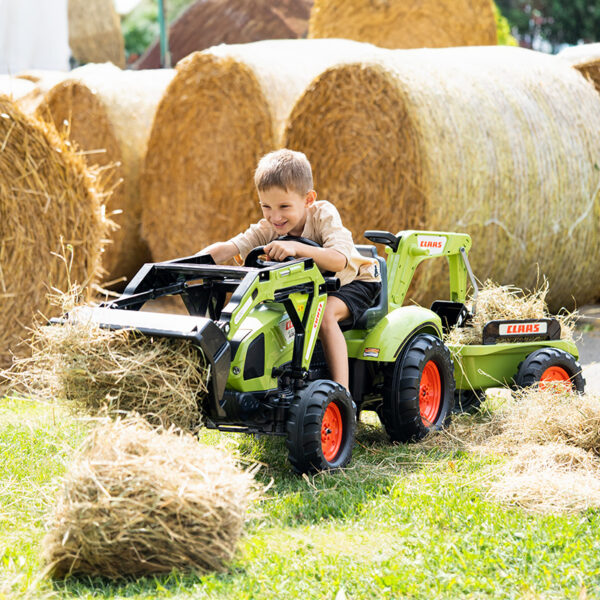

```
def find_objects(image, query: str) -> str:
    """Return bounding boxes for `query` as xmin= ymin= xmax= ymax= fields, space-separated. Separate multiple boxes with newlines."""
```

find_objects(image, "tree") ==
xmin=496 ymin=0 xmax=600 ymax=51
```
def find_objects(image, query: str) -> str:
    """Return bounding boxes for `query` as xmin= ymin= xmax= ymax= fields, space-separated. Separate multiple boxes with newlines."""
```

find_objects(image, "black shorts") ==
xmin=330 ymin=280 xmax=382 ymax=328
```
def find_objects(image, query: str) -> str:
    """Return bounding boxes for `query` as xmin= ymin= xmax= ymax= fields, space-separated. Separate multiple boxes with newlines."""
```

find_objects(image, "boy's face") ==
xmin=258 ymin=186 xmax=316 ymax=237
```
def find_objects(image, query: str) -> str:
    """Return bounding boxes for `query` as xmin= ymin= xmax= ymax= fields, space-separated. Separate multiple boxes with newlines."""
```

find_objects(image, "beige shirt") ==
xmin=229 ymin=200 xmax=380 ymax=287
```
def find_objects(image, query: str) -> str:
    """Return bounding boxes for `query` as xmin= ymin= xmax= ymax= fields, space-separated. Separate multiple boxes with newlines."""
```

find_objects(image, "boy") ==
xmin=199 ymin=149 xmax=381 ymax=391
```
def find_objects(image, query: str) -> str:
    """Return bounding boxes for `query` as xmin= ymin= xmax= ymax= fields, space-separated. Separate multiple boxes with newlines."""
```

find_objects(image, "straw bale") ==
xmin=7 ymin=301 xmax=209 ymax=432
xmin=558 ymin=44 xmax=600 ymax=96
xmin=0 ymin=97 xmax=106 ymax=368
xmin=42 ymin=416 xmax=258 ymax=578
xmin=141 ymin=39 xmax=382 ymax=260
xmin=284 ymin=46 xmax=600 ymax=310
xmin=0 ymin=75 xmax=36 ymax=101
xmin=488 ymin=443 xmax=600 ymax=513
xmin=136 ymin=0 xmax=313 ymax=70
xmin=308 ymin=0 xmax=497 ymax=48
xmin=37 ymin=64 xmax=175 ymax=287
xmin=445 ymin=280 xmax=575 ymax=345
xmin=14 ymin=70 xmax=70 ymax=114
xmin=67 ymin=0 xmax=125 ymax=68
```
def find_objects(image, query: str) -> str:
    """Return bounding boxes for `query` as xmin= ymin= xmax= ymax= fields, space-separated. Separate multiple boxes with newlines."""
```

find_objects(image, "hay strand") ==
xmin=285 ymin=46 xmax=600 ymax=310
xmin=0 ymin=96 xmax=107 ymax=367
xmin=42 ymin=416 xmax=259 ymax=578
xmin=308 ymin=0 xmax=497 ymax=48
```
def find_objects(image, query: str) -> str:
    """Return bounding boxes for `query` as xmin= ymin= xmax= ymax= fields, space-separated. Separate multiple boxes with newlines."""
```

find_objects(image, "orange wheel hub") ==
xmin=420 ymin=360 xmax=442 ymax=426
xmin=321 ymin=402 xmax=343 ymax=461
xmin=540 ymin=366 xmax=572 ymax=391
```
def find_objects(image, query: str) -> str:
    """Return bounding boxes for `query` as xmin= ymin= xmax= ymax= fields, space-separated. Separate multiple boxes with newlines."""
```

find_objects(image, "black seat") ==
xmin=339 ymin=245 xmax=388 ymax=331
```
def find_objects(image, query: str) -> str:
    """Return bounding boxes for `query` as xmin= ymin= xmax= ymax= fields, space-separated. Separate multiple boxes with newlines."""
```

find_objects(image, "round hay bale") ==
xmin=284 ymin=46 xmax=600 ymax=310
xmin=7 ymin=301 xmax=209 ymax=432
xmin=14 ymin=70 xmax=70 ymax=114
xmin=0 ymin=96 xmax=106 ymax=368
xmin=141 ymin=38 xmax=382 ymax=260
xmin=0 ymin=75 xmax=35 ymax=100
xmin=558 ymin=44 xmax=600 ymax=96
xmin=308 ymin=0 xmax=497 ymax=48
xmin=37 ymin=64 xmax=175 ymax=287
xmin=135 ymin=0 xmax=313 ymax=70
xmin=42 ymin=417 xmax=258 ymax=578
xmin=68 ymin=0 xmax=125 ymax=68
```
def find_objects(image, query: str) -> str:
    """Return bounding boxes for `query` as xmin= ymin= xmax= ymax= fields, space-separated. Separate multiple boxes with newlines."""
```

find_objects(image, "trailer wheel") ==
xmin=286 ymin=379 xmax=356 ymax=474
xmin=514 ymin=348 xmax=585 ymax=392
xmin=381 ymin=334 xmax=455 ymax=442
xmin=454 ymin=389 xmax=486 ymax=414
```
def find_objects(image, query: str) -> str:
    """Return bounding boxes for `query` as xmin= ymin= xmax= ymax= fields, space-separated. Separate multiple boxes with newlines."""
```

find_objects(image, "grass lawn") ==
xmin=1 ymin=396 xmax=599 ymax=599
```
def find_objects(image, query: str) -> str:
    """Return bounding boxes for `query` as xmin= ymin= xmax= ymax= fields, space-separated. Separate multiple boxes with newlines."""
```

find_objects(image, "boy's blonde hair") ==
xmin=254 ymin=149 xmax=313 ymax=196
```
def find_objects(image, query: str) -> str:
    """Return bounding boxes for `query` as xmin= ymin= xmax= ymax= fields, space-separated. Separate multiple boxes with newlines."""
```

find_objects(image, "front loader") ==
xmin=61 ymin=230 xmax=584 ymax=473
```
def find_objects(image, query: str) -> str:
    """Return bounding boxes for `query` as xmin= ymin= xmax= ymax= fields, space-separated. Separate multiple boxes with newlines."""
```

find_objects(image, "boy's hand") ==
xmin=264 ymin=240 xmax=301 ymax=261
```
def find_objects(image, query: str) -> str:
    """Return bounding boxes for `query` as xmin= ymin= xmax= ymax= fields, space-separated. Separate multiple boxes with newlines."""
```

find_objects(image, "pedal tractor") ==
xmin=71 ymin=230 xmax=584 ymax=473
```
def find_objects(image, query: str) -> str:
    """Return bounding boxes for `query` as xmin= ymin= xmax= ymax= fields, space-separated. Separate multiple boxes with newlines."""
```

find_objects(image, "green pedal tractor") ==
xmin=70 ymin=230 xmax=584 ymax=473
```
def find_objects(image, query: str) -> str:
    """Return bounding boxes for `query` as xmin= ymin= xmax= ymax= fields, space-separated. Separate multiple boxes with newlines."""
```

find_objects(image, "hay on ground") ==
xmin=7 ymin=298 xmax=209 ymax=432
xmin=67 ymin=0 xmax=125 ymax=68
xmin=488 ymin=442 xmax=600 ymax=513
xmin=136 ymin=0 xmax=313 ymax=70
xmin=0 ymin=97 xmax=107 ymax=368
xmin=284 ymin=46 xmax=600 ymax=310
xmin=308 ymin=0 xmax=497 ymax=48
xmin=445 ymin=280 xmax=575 ymax=346
xmin=140 ymin=38 xmax=383 ymax=260
xmin=42 ymin=416 xmax=259 ymax=578
xmin=36 ymin=63 xmax=175 ymax=287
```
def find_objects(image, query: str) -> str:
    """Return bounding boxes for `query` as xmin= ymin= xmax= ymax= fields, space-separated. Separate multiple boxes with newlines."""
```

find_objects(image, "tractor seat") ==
xmin=339 ymin=245 xmax=388 ymax=331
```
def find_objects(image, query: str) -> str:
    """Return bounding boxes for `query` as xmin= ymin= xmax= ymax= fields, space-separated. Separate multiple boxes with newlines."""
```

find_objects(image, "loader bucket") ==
xmin=55 ymin=306 xmax=231 ymax=419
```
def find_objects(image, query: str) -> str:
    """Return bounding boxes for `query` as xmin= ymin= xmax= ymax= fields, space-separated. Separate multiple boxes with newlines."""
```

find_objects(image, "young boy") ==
xmin=199 ymin=149 xmax=381 ymax=391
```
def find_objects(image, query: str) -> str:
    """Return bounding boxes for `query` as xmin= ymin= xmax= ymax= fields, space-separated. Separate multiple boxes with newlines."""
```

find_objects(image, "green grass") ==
xmin=1 ymin=397 xmax=599 ymax=599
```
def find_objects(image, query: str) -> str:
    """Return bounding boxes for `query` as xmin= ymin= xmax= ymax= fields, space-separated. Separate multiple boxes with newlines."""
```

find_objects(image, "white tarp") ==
xmin=0 ymin=0 xmax=70 ymax=74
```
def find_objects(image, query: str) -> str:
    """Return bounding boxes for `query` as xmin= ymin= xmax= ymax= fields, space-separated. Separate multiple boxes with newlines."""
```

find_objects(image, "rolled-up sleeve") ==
xmin=228 ymin=219 xmax=276 ymax=258
xmin=317 ymin=203 xmax=354 ymax=268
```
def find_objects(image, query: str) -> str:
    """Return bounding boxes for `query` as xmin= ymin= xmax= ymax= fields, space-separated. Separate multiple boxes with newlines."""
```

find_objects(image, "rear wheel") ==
xmin=514 ymin=348 xmax=585 ymax=392
xmin=454 ymin=388 xmax=486 ymax=414
xmin=381 ymin=334 xmax=455 ymax=442
xmin=286 ymin=379 xmax=356 ymax=474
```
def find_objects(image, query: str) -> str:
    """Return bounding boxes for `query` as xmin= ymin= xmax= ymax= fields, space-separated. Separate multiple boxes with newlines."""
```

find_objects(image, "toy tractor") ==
xmin=68 ymin=230 xmax=584 ymax=473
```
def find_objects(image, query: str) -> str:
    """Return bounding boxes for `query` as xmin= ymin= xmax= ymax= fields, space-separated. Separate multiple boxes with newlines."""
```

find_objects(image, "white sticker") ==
xmin=363 ymin=347 xmax=380 ymax=358
xmin=278 ymin=318 xmax=295 ymax=343
xmin=233 ymin=296 xmax=253 ymax=325
xmin=416 ymin=235 xmax=446 ymax=255
xmin=499 ymin=322 xmax=548 ymax=336
xmin=305 ymin=301 xmax=325 ymax=361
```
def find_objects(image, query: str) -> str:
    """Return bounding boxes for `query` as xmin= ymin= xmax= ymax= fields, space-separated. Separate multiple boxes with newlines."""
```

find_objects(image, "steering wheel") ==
xmin=243 ymin=236 xmax=322 ymax=269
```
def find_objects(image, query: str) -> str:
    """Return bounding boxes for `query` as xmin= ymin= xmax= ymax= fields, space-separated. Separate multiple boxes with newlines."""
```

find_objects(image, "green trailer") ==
xmin=69 ymin=229 xmax=584 ymax=473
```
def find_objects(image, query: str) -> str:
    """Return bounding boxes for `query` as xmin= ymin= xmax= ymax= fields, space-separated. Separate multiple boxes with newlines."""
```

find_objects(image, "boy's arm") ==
xmin=264 ymin=240 xmax=346 ymax=273
xmin=197 ymin=241 xmax=239 ymax=264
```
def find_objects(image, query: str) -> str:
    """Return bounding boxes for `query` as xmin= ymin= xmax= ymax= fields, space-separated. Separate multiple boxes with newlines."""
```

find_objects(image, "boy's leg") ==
xmin=319 ymin=296 xmax=351 ymax=390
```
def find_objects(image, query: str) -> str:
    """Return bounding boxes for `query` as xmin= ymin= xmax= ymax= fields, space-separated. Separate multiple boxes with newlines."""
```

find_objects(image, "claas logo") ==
xmin=419 ymin=239 xmax=443 ymax=249
xmin=499 ymin=322 xmax=547 ymax=335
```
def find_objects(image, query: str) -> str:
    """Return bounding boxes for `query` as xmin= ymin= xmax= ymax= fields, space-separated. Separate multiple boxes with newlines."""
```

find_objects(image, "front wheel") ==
xmin=286 ymin=380 xmax=356 ymax=474
xmin=514 ymin=348 xmax=585 ymax=392
xmin=381 ymin=334 xmax=455 ymax=442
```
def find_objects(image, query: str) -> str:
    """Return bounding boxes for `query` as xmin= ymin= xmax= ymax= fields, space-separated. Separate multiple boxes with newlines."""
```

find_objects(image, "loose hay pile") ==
xmin=141 ymin=38 xmax=382 ymax=260
xmin=136 ymin=0 xmax=313 ymax=70
xmin=42 ymin=417 xmax=259 ymax=578
xmin=309 ymin=0 xmax=497 ymax=48
xmin=0 ymin=97 xmax=107 ymax=368
xmin=425 ymin=387 xmax=600 ymax=513
xmin=284 ymin=46 xmax=600 ymax=310
xmin=8 ymin=303 xmax=209 ymax=432
xmin=37 ymin=63 xmax=175 ymax=287
xmin=445 ymin=280 xmax=575 ymax=346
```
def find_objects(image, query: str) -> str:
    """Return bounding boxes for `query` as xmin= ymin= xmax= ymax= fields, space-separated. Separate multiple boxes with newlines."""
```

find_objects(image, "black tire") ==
xmin=514 ymin=348 xmax=585 ymax=392
xmin=285 ymin=379 xmax=356 ymax=474
xmin=381 ymin=334 xmax=455 ymax=442
xmin=454 ymin=389 xmax=486 ymax=414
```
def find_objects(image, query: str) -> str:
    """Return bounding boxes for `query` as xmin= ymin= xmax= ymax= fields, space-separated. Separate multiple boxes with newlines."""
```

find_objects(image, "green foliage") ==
xmin=2 ymin=398 xmax=600 ymax=598
xmin=494 ymin=3 xmax=518 ymax=46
